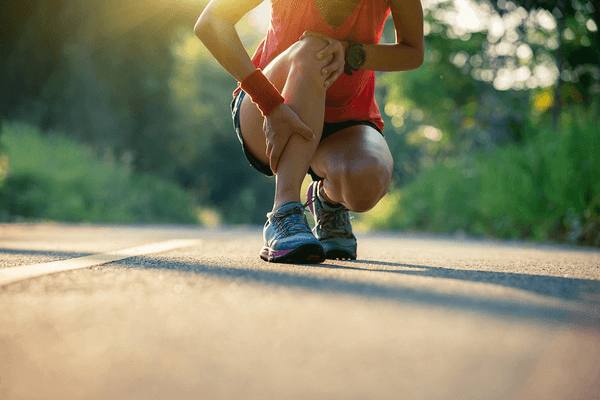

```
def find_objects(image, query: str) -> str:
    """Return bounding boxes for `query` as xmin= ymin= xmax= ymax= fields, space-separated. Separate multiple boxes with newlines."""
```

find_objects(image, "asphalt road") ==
xmin=1 ymin=223 xmax=599 ymax=400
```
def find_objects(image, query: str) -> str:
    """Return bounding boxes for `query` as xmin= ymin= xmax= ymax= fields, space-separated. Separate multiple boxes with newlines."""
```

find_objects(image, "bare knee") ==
xmin=337 ymin=157 xmax=393 ymax=212
xmin=286 ymin=37 xmax=331 ymax=85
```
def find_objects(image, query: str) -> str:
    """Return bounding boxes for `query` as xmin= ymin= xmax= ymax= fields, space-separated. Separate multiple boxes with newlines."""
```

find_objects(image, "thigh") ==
xmin=310 ymin=124 xmax=393 ymax=181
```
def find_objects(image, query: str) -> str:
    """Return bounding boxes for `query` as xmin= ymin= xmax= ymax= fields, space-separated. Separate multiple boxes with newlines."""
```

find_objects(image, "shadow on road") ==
xmin=3 ymin=243 xmax=597 ymax=325
xmin=117 ymin=256 xmax=600 ymax=326
xmin=319 ymin=260 xmax=599 ymax=304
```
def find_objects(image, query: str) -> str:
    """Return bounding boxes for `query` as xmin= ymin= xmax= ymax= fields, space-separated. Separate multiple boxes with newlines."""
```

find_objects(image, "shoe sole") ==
xmin=260 ymin=243 xmax=325 ymax=264
xmin=325 ymin=249 xmax=357 ymax=261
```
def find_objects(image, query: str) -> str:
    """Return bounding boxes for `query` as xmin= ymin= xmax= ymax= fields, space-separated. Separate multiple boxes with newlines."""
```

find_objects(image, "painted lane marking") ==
xmin=0 ymin=239 xmax=200 ymax=287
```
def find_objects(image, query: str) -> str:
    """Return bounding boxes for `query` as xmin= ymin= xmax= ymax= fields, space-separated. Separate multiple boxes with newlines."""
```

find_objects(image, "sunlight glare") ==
xmin=516 ymin=43 xmax=533 ymax=60
xmin=453 ymin=0 xmax=487 ymax=32
xmin=247 ymin=1 xmax=270 ymax=33
xmin=175 ymin=35 xmax=202 ymax=61
xmin=422 ymin=126 xmax=443 ymax=142
xmin=536 ymin=9 xmax=557 ymax=31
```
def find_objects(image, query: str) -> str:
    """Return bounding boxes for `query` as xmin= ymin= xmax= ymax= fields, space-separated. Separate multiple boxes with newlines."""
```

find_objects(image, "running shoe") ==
xmin=306 ymin=181 xmax=357 ymax=260
xmin=260 ymin=201 xmax=325 ymax=264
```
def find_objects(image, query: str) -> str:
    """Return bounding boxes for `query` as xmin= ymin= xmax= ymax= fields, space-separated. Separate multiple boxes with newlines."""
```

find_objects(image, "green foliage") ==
xmin=0 ymin=0 xmax=275 ymax=224
xmin=364 ymin=107 xmax=600 ymax=246
xmin=0 ymin=123 xmax=198 ymax=224
xmin=167 ymin=30 xmax=276 ymax=224
xmin=1 ymin=0 xmax=598 ymax=234
xmin=0 ymin=122 xmax=7 ymax=188
xmin=382 ymin=0 xmax=598 ymax=174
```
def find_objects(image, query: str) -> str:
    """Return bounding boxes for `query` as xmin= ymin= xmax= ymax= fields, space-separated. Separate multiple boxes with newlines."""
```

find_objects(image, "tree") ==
xmin=488 ymin=0 xmax=599 ymax=119
xmin=382 ymin=0 xmax=598 ymax=172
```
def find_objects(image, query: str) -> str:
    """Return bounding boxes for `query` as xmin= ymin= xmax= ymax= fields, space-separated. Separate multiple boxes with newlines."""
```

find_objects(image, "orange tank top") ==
xmin=237 ymin=0 xmax=391 ymax=130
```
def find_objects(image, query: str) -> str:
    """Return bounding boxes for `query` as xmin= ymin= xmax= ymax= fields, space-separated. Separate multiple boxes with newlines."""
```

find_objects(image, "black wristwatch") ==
xmin=343 ymin=40 xmax=366 ymax=76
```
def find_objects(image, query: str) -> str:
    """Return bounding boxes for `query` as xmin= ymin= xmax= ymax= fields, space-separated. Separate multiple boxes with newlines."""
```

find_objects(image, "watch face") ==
xmin=348 ymin=44 xmax=366 ymax=70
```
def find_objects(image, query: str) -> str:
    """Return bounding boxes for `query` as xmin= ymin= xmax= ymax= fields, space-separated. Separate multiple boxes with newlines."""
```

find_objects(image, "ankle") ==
xmin=273 ymin=197 xmax=301 ymax=212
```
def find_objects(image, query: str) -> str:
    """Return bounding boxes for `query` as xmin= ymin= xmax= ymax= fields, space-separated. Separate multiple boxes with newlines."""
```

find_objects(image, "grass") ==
xmin=0 ymin=122 xmax=199 ymax=224
xmin=361 ymin=107 xmax=600 ymax=246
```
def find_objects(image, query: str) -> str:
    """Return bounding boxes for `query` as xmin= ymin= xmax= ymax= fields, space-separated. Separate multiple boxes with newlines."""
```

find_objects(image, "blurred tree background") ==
xmin=0 ymin=0 xmax=598 ymax=245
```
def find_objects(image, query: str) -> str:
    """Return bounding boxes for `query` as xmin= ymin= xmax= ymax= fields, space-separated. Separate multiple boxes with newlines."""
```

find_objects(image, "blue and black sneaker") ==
xmin=307 ymin=181 xmax=357 ymax=260
xmin=260 ymin=202 xmax=325 ymax=264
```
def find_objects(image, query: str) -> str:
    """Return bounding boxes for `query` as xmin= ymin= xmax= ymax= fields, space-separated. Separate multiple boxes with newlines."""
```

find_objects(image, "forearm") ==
xmin=361 ymin=42 xmax=424 ymax=72
xmin=194 ymin=11 xmax=256 ymax=82
xmin=360 ymin=0 xmax=424 ymax=72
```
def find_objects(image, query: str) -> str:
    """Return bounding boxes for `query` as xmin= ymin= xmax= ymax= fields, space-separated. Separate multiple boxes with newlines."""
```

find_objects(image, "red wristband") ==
xmin=240 ymin=69 xmax=284 ymax=116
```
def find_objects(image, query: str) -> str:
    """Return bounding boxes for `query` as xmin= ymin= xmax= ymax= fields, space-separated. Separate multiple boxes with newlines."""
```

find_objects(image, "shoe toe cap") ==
xmin=273 ymin=232 xmax=321 ymax=250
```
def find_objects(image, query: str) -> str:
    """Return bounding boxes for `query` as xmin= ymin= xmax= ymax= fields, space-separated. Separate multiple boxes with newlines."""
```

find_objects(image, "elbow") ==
xmin=411 ymin=43 xmax=425 ymax=70
xmin=195 ymin=8 xmax=234 ymax=44
xmin=194 ymin=8 xmax=214 ymax=40
xmin=413 ymin=51 xmax=424 ymax=70
xmin=392 ymin=42 xmax=424 ymax=71
xmin=194 ymin=16 xmax=209 ymax=40
xmin=396 ymin=50 xmax=423 ymax=72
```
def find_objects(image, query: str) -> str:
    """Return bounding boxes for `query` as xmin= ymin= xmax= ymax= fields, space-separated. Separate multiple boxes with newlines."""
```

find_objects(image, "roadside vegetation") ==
xmin=361 ymin=107 xmax=600 ymax=246
xmin=0 ymin=123 xmax=198 ymax=224
xmin=1 ymin=0 xmax=598 ymax=246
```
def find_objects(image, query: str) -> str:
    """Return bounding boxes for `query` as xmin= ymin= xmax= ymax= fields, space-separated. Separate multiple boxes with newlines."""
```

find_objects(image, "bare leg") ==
xmin=239 ymin=37 xmax=392 ymax=214
xmin=310 ymin=125 xmax=394 ymax=212
xmin=239 ymin=37 xmax=333 ymax=211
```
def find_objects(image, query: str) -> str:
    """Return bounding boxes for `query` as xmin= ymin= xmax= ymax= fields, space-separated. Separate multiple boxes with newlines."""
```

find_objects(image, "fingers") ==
xmin=293 ymin=118 xmax=314 ymax=141
xmin=299 ymin=31 xmax=345 ymax=87
xmin=324 ymin=66 xmax=344 ymax=87
xmin=263 ymin=103 xmax=316 ymax=174
xmin=269 ymin=143 xmax=281 ymax=175
xmin=317 ymin=41 xmax=337 ymax=61
xmin=322 ymin=53 xmax=345 ymax=87
xmin=266 ymin=139 xmax=273 ymax=159
xmin=299 ymin=30 xmax=327 ymax=41
xmin=301 ymin=31 xmax=339 ymax=61
xmin=265 ymin=136 xmax=279 ymax=174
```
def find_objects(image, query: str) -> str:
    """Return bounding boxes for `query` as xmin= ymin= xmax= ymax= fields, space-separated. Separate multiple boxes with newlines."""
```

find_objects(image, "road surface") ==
xmin=1 ymin=223 xmax=599 ymax=399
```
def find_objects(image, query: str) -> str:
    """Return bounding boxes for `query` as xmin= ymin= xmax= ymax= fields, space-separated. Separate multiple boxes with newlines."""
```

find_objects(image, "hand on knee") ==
xmin=287 ymin=37 xmax=333 ymax=88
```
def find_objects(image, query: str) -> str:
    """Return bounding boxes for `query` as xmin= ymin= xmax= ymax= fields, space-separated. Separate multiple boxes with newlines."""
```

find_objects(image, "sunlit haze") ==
xmin=246 ymin=0 xmax=565 ymax=91
xmin=248 ymin=1 xmax=271 ymax=34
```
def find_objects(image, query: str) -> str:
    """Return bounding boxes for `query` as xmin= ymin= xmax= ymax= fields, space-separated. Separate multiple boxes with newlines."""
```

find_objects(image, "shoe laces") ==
xmin=271 ymin=202 xmax=313 ymax=238
xmin=316 ymin=203 xmax=354 ymax=239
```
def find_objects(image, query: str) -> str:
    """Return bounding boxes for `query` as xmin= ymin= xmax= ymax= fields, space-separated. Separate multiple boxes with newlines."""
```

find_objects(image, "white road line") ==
xmin=0 ymin=239 xmax=200 ymax=287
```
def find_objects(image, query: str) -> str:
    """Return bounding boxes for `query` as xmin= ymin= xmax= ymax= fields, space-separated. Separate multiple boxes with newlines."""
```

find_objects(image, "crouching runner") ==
xmin=194 ymin=0 xmax=424 ymax=263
